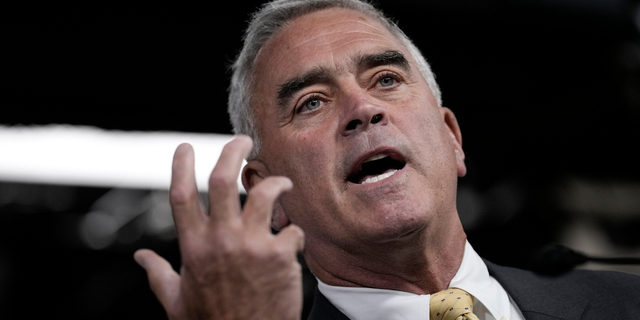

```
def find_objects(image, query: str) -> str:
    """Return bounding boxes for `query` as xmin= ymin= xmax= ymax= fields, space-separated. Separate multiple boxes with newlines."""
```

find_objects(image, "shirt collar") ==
xmin=317 ymin=240 xmax=511 ymax=320
xmin=449 ymin=241 xmax=512 ymax=320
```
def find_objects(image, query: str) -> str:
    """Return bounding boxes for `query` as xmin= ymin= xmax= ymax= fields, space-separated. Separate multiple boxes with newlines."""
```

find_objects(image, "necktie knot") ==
xmin=430 ymin=288 xmax=480 ymax=320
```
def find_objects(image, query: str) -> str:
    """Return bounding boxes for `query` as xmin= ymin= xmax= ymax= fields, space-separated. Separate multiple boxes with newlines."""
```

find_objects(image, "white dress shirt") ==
xmin=317 ymin=241 xmax=525 ymax=320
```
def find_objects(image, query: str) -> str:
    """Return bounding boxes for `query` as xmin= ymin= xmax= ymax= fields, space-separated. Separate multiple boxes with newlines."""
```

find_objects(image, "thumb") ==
xmin=134 ymin=249 xmax=181 ymax=310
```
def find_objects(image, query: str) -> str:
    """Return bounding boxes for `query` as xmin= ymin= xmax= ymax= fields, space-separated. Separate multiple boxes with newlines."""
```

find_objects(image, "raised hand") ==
xmin=134 ymin=136 xmax=305 ymax=320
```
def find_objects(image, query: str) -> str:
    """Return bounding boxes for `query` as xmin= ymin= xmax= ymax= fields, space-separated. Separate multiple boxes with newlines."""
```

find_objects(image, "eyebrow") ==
xmin=277 ymin=67 xmax=332 ymax=109
xmin=356 ymin=50 xmax=410 ymax=74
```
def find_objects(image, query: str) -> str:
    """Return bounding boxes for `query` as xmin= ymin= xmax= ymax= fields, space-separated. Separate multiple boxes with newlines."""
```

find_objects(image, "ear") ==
xmin=241 ymin=160 xmax=292 ymax=230
xmin=440 ymin=107 xmax=467 ymax=177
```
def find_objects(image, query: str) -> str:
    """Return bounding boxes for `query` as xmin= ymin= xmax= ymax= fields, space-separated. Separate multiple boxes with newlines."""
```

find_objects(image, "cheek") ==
xmin=394 ymin=99 xmax=456 ymax=174
xmin=268 ymin=129 xmax=334 ymax=185
xmin=393 ymin=99 xmax=436 ymax=137
xmin=275 ymin=132 xmax=341 ymax=219
xmin=280 ymin=111 xmax=339 ymax=175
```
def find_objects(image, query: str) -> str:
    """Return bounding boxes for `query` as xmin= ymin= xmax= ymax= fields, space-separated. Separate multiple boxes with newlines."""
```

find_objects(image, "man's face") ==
xmin=246 ymin=8 xmax=465 ymax=256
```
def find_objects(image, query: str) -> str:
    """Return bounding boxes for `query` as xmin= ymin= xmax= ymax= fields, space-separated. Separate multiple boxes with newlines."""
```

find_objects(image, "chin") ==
xmin=356 ymin=205 xmax=431 ymax=244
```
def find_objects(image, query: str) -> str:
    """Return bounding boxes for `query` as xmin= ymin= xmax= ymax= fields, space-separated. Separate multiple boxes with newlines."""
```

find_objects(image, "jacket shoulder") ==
xmin=486 ymin=260 xmax=640 ymax=319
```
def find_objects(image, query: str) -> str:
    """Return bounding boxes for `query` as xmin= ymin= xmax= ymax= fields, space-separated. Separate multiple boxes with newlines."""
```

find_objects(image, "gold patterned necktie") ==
xmin=430 ymin=288 xmax=480 ymax=320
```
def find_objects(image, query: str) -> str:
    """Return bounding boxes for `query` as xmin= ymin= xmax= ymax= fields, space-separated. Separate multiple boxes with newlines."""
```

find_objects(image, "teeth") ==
xmin=361 ymin=170 xmax=397 ymax=185
xmin=363 ymin=154 xmax=387 ymax=163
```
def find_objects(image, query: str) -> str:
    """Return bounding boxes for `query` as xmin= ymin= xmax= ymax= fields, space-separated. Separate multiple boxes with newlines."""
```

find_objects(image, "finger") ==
xmin=134 ymin=249 xmax=181 ymax=310
xmin=208 ymin=135 xmax=253 ymax=222
xmin=275 ymin=224 xmax=305 ymax=253
xmin=170 ymin=143 xmax=206 ymax=234
xmin=242 ymin=176 xmax=292 ymax=228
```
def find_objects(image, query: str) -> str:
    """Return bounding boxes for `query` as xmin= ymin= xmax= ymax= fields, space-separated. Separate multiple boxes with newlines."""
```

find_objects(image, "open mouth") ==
xmin=347 ymin=154 xmax=406 ymax=185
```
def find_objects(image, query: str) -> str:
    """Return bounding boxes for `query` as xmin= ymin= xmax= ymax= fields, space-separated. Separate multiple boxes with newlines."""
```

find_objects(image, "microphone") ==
xmin=533 ymin=243 xmax=640 ymax=275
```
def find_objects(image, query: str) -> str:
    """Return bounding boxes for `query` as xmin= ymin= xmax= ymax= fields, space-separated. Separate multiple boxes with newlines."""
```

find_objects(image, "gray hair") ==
xmin=228 ymin=0 xmax=442 ymax=160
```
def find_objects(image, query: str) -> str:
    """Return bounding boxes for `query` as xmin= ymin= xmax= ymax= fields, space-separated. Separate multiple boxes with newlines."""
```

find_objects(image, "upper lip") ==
xmin=346 ymin=147 xmax=407 ymax=182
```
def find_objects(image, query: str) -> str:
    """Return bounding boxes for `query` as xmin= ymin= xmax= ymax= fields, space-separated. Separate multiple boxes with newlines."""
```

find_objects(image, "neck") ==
xmin=305 ymin=217 xmax=467 ymax=295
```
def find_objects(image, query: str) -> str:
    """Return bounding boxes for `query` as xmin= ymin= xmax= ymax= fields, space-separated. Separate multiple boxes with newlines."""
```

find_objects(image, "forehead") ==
xmin=251 ymin=7 xmax=410 ymax=98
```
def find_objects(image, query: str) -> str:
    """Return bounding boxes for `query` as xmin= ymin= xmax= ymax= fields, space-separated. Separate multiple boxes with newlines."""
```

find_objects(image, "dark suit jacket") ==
xmin=308 ymin=261 xmax=640 ymax=319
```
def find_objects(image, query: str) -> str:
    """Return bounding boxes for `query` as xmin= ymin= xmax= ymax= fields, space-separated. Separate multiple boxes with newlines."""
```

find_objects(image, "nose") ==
xmin=339 ymin=96 xmax=388 ymax=136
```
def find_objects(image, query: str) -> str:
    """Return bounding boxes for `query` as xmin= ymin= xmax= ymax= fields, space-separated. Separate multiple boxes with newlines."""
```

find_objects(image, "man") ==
xmin=134 ymin=0 xmax=640 ymax=319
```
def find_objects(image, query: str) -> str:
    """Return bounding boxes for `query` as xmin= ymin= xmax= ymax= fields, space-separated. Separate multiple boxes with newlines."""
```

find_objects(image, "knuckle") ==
xmin=169 ymin=184 xmax=196 ymax=205
xmin=271 ymin=245 xmax=291 ymax=262
xmin=242 ymin=243 xmax=262 ymax=259
xmin=283 ymin=224 xmax=305 ymax=241
xmin=289 ymin=224 xmax=304 ymax=237
xmin=247 ymin=186 xmax=273 ymax=202
xmin=208 ymin=170 xmax=236 ymax=190
xmin=254 ymin=238 xmax=291 ymax=262
xmin=217 ymin=239 xmax=238 ymax=258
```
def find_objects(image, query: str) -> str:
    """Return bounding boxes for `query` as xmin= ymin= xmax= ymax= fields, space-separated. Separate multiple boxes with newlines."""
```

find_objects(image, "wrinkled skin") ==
xmin=135 ymin=7 xmax=468 ymax=320
xmin=135 ymin=138 xmax=304 ymax=320
xmin=245 ymin=8 xmax=467 ymax=293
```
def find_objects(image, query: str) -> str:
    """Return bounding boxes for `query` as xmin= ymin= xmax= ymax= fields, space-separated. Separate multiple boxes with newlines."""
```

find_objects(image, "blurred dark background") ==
xmin=3 ymin=0 xmax=640 ymax=319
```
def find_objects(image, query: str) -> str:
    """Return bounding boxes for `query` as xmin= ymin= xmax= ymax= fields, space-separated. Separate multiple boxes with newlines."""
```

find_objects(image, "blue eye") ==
xmin=296 ymin=94 xmax=325 ymax=114
xmin=304 ymin=98 xmax=321 ymax=111
xmin=379 ymin=76 xmax=395 ymax=87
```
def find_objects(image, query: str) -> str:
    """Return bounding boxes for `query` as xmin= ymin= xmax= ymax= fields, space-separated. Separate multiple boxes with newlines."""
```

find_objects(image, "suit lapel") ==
xmin=485 ymin=260 xmax=588 ymax=320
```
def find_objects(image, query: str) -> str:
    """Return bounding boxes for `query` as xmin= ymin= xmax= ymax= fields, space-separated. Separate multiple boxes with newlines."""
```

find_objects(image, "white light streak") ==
xmin=0 ymin=124 xmax=245 ymax=192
